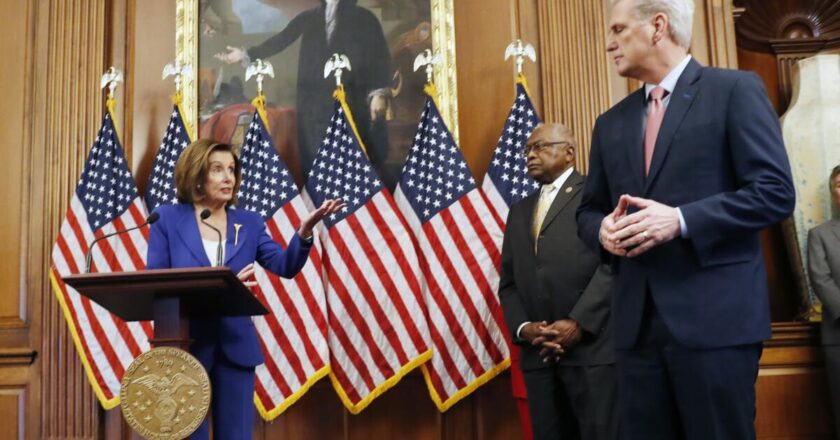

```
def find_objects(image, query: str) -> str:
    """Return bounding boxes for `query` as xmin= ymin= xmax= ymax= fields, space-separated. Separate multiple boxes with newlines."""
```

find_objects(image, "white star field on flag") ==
xmin=144 ymin=106 xmax=191 ymax=211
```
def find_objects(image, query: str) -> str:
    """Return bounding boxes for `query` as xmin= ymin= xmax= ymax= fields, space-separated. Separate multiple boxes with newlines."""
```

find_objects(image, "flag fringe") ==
xmin=251 ymin=94 xmax=272 ymax=136
xmin=48 ymin=268 xmax=121 ymax=410
xmin=422 ymin=356 xmax=511 ymax=412
xmin=332 ymin=86 xmax=369 ymax=158
xmin=330 ymin=349 xmax=432 ymax=414
xmin=516 ymin=73 xmax=533 ymax=97
xmin=254 ymin=364 xmax=331 ymax=421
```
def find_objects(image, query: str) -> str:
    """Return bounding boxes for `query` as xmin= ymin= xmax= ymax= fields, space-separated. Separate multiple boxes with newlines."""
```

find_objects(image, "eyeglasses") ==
xmin=522 ymin=141 xmax=570 ymax=156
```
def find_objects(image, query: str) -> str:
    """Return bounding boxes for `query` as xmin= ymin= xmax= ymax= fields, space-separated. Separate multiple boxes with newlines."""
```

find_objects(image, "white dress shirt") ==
xmin=202 ymin=238 xmax=224 ymax=267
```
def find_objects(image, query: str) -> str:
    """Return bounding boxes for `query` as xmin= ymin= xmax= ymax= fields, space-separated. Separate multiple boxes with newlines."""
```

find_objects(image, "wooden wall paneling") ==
xmin=471 ymin=374 xmax=522 ymax=440
xmin=692 ymin=0 xmax=739 ymax=69
xmin=513 ymin=0 xmax=543 ymax=116
xmin=257 ymin=380 xmax=345 ymax=439
xmin=453 ymin=0 xmax=522 ymax=181
xmin=344 ymin=375 xmax=440 ymax=440
xmin=0 ymin=388 xmax=25 ymax=440
xmin=0 ymin=0 xmax=28 ymax=331
xmin=36 ymin=0 xmax=110 ymax=438
xmin=0 ymin=350 xmax=36 ymax=440
xmin=536 ymin=0 xmax=613 ymax=174
xmin=128 ymin=0 xmax=178 ymax=194
xmin=756 ymin=323 xmax=835 ymax=439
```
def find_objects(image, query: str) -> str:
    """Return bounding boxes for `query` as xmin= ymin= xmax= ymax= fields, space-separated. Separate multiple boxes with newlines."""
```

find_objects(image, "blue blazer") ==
xmin=576 ymin=59 xmax=795 ymax=350
xmin=146 ymin=203 xmax=313 ymax=368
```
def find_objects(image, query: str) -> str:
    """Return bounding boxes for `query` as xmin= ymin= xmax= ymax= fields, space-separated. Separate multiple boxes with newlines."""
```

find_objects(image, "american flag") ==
xmin=394 ymin=89 xmax=509 ymax=411
xmin=481 ymin=79 xmax=541 ymax=220
xmin=237 ymin=110 xmax=330 ymax=419
xmin=144 ymin=104 xmax=191 ymax=211
xmin=480 ymin=76 xmax=541 ymax=419
xmin=305 ymin=93 xmax=431 ymax=413
xmin=49 ymin=110 xmax=153 ymax=409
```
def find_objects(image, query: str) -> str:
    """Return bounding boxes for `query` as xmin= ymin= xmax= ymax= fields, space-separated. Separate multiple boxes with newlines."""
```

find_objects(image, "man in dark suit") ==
xmin=576 ymin=0 xmax=795 ymax=438
xmin=808 ymin=164 xmax=840 ymax=439
xmin=216 ymin=0 xmax=391 ymax=179
xmin=499 ymin=123 xmax=617 ymax=439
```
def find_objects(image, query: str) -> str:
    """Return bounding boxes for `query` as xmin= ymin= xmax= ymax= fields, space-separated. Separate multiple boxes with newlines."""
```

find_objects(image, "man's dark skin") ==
xmin=519 ymin=124 xmax=582 ymax=362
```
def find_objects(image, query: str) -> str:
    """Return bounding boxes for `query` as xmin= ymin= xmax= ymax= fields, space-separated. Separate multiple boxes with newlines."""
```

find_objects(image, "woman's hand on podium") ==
xmin=237 ymin=263 xmax=257 ymax=288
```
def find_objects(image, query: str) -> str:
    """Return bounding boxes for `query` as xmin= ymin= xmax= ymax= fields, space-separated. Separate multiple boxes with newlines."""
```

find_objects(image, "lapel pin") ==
xmin=565 ymin=186 xmax=572 ymax=193
xmin=234 ymin=223 xmax=243 ymax=246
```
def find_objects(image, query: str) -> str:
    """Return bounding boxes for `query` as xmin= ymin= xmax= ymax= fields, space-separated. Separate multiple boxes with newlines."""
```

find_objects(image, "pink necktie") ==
xmin=644 ymin=86 xmax=667 ymax=176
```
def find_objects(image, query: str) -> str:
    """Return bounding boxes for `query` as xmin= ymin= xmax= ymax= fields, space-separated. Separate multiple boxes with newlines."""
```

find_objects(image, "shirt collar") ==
xmin=645 ymin=55 xmax=692 ymax=99
xmin=544 ymin=167 xmax=574 ymax=192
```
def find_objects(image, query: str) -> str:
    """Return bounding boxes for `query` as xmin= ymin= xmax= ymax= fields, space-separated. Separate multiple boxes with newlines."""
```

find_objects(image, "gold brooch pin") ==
xmin=234 ymin=224 xmax=242 ymax=246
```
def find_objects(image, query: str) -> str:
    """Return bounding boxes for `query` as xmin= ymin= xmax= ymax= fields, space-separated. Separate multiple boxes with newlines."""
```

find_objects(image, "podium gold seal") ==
xmin=120 ymin=347 xmax=211 ymax=439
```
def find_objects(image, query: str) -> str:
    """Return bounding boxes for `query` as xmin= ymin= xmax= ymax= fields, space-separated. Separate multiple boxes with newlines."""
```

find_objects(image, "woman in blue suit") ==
xmin=146 ymin=139 xmax=342 ymax=439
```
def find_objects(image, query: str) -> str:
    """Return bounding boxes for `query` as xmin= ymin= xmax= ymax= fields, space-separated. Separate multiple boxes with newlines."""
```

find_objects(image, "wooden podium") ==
xmin=63 ymin=267 xmax=269 ymax=349
xmin=63 ymin=267 xmax=269 ymax=437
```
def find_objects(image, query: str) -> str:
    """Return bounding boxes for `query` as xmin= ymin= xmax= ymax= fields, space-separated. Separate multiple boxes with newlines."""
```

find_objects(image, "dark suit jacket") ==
xmin=576 ymin=59 xmax=795 ymax=350
xmin=146 ymin=203 xmax=313 ymax=368
xmin=808 ymin=219 xmax=840 ymax=345
xmin=499 ymin=170 xmax=614 ymax=370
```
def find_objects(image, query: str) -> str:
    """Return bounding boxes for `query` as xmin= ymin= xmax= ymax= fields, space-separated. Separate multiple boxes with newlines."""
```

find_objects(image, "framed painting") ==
xmin=176 ymin=0 xmax=459 ymax=189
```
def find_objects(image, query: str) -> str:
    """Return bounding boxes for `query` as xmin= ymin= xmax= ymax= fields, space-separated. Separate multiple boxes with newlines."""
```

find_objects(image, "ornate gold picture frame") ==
xmin=175 ymin=0 xmax=459 ymax=188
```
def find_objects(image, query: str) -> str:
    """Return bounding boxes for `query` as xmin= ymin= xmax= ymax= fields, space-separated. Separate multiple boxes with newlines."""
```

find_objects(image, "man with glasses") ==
xmin=499 ymin=123 xmax=617 ymax=439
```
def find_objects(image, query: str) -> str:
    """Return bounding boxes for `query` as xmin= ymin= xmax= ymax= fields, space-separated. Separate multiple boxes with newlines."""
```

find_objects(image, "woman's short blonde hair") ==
xmin=174 ymin=139 xmax=241 ymax=206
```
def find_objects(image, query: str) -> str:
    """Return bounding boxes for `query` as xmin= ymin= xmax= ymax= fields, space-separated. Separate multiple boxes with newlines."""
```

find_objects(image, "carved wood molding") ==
xmin=734 ymin=0 xmax=840 ymax=111
xmin=760 ymin=321 xmax=823 ymax=369
xmin=734 ymin=0 xmax=840 ymax=53
xmin=0 ymin=349 xmax=37 ymax=366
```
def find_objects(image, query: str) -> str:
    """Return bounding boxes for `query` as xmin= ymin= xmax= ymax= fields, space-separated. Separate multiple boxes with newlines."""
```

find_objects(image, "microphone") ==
xmin=85 ymin=212 xmax=160 ymax=273
xmin=200 ymin=209 xmax=224 ymax=267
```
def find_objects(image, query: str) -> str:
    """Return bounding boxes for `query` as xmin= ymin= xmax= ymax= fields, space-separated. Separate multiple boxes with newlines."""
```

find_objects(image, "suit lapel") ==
xmin=644 ymin=59 xmax=702 ymax=195
xmin=623 ymin=88 xmax=647 ymax=194
xmin=224 ymin=209 xmax=249 ymax=265
xmin=174 ymin=205 xmax=212 ymax=266
xmin=831 ymin=220 xmax=840 ymax=243
xmin=539 ymin=170 xmax=584 ymax=235
xmin=521 ymin=193 xmax=539 ymax=249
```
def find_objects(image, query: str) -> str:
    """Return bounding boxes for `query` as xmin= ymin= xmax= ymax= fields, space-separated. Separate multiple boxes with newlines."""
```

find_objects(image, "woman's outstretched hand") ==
xmin=299 ymin=199 xmax=346 ymax=239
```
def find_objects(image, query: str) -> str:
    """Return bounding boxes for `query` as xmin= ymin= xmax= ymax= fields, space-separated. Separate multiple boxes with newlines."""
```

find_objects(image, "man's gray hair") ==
xmin=617 ymin=0 xmax=695 ymax=48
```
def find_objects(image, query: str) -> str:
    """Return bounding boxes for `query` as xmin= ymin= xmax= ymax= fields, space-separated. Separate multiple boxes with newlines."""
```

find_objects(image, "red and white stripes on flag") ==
xmin=304 ymin=89 xmax=431 ymax=413
xmin=237 ymin=108 xmax=330 ymax=419
xmin=49 ymin=110 xmax=152 ymax=408
xmin=395 ymin=85 xmax=509 ymax=411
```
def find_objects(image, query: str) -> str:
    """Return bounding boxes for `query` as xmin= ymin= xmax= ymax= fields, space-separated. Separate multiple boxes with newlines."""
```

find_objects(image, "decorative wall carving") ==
xmin=735 ymin=0 xmax=840 ymax=111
